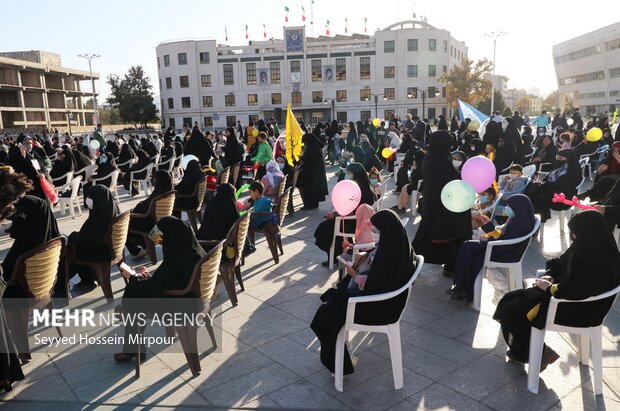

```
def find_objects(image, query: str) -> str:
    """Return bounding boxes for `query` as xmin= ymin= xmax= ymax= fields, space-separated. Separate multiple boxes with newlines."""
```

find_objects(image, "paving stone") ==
xmin=268 ymin=380 xmax=350 ymax=410
xmin=404 ymin=383 xmax=494 ymax=411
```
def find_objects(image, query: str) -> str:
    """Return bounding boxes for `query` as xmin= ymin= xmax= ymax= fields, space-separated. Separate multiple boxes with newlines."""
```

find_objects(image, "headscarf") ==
xmin=567 ymin=210 xmax=620 ymax=263
xmin=265 ymin=160 xmax=285 ymax=188
xmin=546 ymin=149 xmax=580 ymax=188
xmin=354 ymin=204 xmax=375 ymax=244
xmin=196 ymin=183 xmax=239 ymax=241
xmin=346 ymin=162 xmax=377 ymax=207
xmin=468 ymin=138 xmax=486 ymax=157
xmin=77 ymin=185 xmax=120 ymax=248
xmin=152 ymin=170 xmax=172 ymax=196
xmin=224 ymin=128 xmax=243 ymax=167
xmin=606 ymin=142 xmax=620 ymax=174
xmin=482 ymin=121 xmax=503 ymax=148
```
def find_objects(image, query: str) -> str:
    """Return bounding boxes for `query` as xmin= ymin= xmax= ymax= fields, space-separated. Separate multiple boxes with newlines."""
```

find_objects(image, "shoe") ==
xmin=73 ymin=280 xmax=98 ymax=291
xmin=442 ymin=268 xmax=454 ymax=277
xmin=114 ymin=352 xmax=146 ymax=363
xmin=540 ymin=346 xmax=559 ymax=372
xmin=300 ymin=205 xmax=318 ymax=210
xmin=243 ymin=245 xmax=256 ymax=257
xmin=506 ymin=350 xmax=525 ymax=364
xmin=321 ymin=260 xmax=330 ymax=267
xmin=135 ymin=248 xmax=149 ymax=259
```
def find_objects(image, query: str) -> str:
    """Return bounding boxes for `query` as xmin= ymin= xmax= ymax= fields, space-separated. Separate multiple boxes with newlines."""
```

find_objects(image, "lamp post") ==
xmin=78 ymin=53 xmax=101 ymax=126
xmin=65 ymin=111 xmax=72 ymax=135
xmin=364 ymin=93 xmax=386 ymax=119
xmin=483 ymin=31 xmax=507 ymax=116
xmin=408 ymin=87 xmax=440 ymax=119
xmin=323 ymin=98 xmax=335 ymax=121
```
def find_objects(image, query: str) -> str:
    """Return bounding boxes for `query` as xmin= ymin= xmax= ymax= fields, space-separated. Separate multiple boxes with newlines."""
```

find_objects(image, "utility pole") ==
xmin=78 ymin=53 xmax=101 ymax=125
xmin=483 ymin=32 xmax=506 ymax=116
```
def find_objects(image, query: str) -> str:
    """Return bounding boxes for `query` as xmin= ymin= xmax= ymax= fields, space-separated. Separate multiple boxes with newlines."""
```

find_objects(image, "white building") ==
xmin=553 ymin=21 xmax=620 ymax=115
xmin=155 ymin=20 xmax=467 ymax=129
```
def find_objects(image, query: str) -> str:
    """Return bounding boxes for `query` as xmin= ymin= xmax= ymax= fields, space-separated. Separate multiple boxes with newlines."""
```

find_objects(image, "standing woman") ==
xmin=122 ymin=148 xmax=150 ymax=196
xmin=412 ymin=130 xmax=471 ymax=276
xmin=223 ymin=127 xmax=244 ymax=172
xmin=450 ymin=116 xmax=459 ymax=133
xmin=346 ymin=121 xmax=358 ymax=153
xmin=311 ymin=210 xmax=416 ymax=375
xmin=494 ymin=211 xmax=620 ymax=368
xmin=503 ymin=117 xmax=525 ymax=164
xmin=298 ymin=133 xmax=328 ymax=210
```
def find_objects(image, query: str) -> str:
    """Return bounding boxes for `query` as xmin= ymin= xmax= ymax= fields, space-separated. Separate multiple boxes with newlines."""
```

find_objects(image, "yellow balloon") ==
xmin=467 ymin=120 xmax=480 ymax=131
xmin=252 ymin=128 xmax=259 ymax=137
xmin=372 ymin=118 xmax=381 ymax=127
xmin=586 ymin=127 xmax=603 ymax=142
xmin=382 ymin=147 xmax=394 ymax=159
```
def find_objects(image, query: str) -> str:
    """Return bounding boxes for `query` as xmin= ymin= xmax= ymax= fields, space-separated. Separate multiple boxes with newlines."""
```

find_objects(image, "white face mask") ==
xmin=371 ymin=231 xmax=380 ymax=244
xmin=508 ymin=173 xmax=518 ymax=179
xmin=85 ymin=198 xmax=94 ymax=209
xmin=452 ymin=160 xmax=463 ymax=169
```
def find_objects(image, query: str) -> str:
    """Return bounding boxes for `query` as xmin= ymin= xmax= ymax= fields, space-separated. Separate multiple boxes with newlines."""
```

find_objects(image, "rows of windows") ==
xmin=607 ymin=38 xmax=620 ymax=52
xmin=577 ymin=92 xmax=606 ymax=100
xmin=384 ymin=38 xmax=448 ymax=53
xmin=554 ymin=45 xmax=602 ymax=65
xmin=610 ymin=67 xmax=620 ymax=78
xmin=558 ymin=70 xmax=605 ymax=85
xmin=162 ymin=52 xmax=210 ymax=67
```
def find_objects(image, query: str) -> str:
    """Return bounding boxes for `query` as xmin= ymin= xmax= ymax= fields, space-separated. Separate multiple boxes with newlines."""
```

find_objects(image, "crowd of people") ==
xmin=0 ymin=108 xmax=619 ymax=393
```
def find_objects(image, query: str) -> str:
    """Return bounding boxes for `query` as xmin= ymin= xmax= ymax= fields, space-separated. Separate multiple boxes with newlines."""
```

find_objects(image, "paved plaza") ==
xmin=0 ymin=165 xmax=618 ymax=410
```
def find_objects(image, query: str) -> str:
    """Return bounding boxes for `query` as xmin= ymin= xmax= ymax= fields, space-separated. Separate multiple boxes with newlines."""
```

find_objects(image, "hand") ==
xmin=593 ymin=205 xmax=605 ymax=214
xmin=533 ymin=157 xmax=541 ymax=162
xmin=342 ymin=240 xmax=352 ymax=249
xmin=539 ymin=275 xmax=553 ymax=282
xmin=473 ymin=214 xmax=490 ymax=224
xmin=135 ymin=266 xmax=150 ymax=278
xmin=88 ymin=176 xmax=93 ymax=183
xmin=119 ymin=266 xmax=133 ymax=280
xmin=598 ymin=164 xmax=608 ymax=174
xmin=354 ymin=274 xmax=368 ymax=290
xmin=480 ymin=235 xmax=489 ymax=242
xmin=325 ymin=211 xmax=335 ymax=219
xmin=534 ymin=278 xmax=552 ymax=291
xmin=614 ymin=152 xmax=620 ymax=163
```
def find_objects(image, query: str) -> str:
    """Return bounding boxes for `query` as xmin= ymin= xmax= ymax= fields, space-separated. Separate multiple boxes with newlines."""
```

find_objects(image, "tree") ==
xmin=98 ymin=107 xmax=122 ymax=125
xmin=515 ymin=96 xmax=531 ymax=114
xmin=502 ymin=106 xmax=512 ymax=117
xmin=476 ymin=91 xmax=506 ymax=115
xmin=440 ymin=58 xmax=493 ymax=109
xmin=106 ymin=66 xmax=158 ymax=126
xmin=543 ymin=90 xmax=559 ymax=112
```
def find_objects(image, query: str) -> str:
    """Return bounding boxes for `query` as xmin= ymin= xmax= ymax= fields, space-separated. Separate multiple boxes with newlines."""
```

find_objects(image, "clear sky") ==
xmin=2 ymin=0 xmax=618 ymax=100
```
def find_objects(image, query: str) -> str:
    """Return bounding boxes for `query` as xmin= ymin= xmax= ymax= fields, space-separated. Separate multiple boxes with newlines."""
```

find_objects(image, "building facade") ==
xmin=0 ymin=51 xmax=99 ymax=131
xmin=553 ymin=21 xmax=620 ymax=115
xmin=155 ymin=20 xmax=467 ymax=129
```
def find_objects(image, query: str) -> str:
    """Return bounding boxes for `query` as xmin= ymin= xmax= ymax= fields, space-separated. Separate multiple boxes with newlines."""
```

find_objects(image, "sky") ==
xmin=2 ymin=0 xmax=619 ymax=101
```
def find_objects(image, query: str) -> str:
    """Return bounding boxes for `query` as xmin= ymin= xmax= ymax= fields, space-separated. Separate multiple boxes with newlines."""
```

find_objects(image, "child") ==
xmin=243 ymin=180 xmax=273 ymax=254
xmin=472 ymin=187 xmax=497 ymax=230
xmin=499 ymin=164 xmax=529 ymax=202
xmin=368 ymin=167 xmax=383 ymax=195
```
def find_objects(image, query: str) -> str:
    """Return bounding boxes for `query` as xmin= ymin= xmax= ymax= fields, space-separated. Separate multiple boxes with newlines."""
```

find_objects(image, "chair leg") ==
xmin=387 ymin=324 xmax=404 ymax=389
xmin=97 ymin=265 xmax=114 ymax=303
xmin=76 ymin=199 xmax=83 ymax=216
xmin=329 ymin=238 xmax=336 ymax=270
xmin=265 ymin=233 xmax=279 ymax=264
xmin=219 ymin=266 xmax=238 ymax=306
xmin=234 ymin=264 xmax=244 ymax=291
xmin=590 ymin=328 xmax=603 ymax=395
xmin=176 ymin=325 xmax=201 ymax=376
xmin=472 ymin=268 xmax=484 ymax=311
xmin=334 ymin=326 xmax=347 ymax=392
xmin=135 ymin=335 xmax=141 ymax=378
xmin=578 ymin=334 xmax=590 ymax=365
xmin=277 ymin=235 xmax=284 ymax=255
xmin=527 ymin=327 xmax=546 ymax=394
xmin=188 ymin=210 xmax=198 ymax=232
xmin=144 ymin=235 xmax=158 ymax=265
xmin=205 ymin=310 xmax=217 ymax=348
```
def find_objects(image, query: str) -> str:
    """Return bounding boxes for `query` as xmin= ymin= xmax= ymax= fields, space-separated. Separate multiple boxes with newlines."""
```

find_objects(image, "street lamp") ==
xmin=323 ymin=98 xmax=335 ymax=121
xmin=407 ymin=87 xmax=440 ymax=119
xmin=483 ymin=31 xmax=507 ymax=116
xmin=78 ymin=53 xmax=101 ymax=126
xmin=363 ymin=93 xmax=387 ymax=119
xmin=65 ymin=110 xmax=72 ymax=135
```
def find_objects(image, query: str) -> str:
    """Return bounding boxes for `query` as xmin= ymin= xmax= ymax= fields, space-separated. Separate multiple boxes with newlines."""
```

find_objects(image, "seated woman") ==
xmin=494 ymin=138 xmax=517 ymax=175
xmin=121 ymin=148 xmax=150 ymax=196
xmin=56 ymin=185 xmax=120 ymax=294
xmin=368 ymin=167 xmax=382 ymax=195
xmin=393 ymin=148 xmax=426 ymax=212
xmin=117 ymin=141 xmax=137 ymax=173
xmin=157 ymin=137 xmax=175 ymax=170
xmin=465 ymin=138 xmax=486 ymax=158
xmin=82 ymin=152 xmax=118 ymax=198
xmin=314 ymin=162 xmax=377 ymax=267
xmin=449 ymin=195 xmax=536 ymax=301
xmin=471 ymin=187 xmax=497 ymax=230
xmin=526 ymin=149 xmax=581 ymax=223
xmin=498 ymin=164 xmax=529 ymax=203
xmin=172 ymin=159 xmax=204 ymax=213
xmin=114 ymin=216 xmax=206 ymax=362
xmin=527 ymin=135 xmax=557 ymax=173
xmin=196 ymin=183 xmax=239 ymax=241
xmin=493 ymin=210 xmax=620 ymax=368
xmin=311 ymin=209 xmax=416 ymax=375
xmin=125 ymin=170 xmax=173 ymax=257
xmin=260 ymin=160 xmax=285 ymax=199
xmin=578 ymin=142 xmax=620 ymax=201
xmin=49 ymin=146 xmax=76 ymax=183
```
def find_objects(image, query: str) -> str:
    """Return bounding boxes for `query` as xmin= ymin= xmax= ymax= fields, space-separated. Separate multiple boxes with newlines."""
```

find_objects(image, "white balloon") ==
xmin=89 ymin=140 xmax=100 ymax=150
xmin=182 ymin=155 xmax=199 ymax=170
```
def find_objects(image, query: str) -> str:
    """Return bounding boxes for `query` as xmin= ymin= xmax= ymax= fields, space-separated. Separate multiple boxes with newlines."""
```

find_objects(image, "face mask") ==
xmin=99 ymin=155 xmax=108 ymax=164
xmin=370 ymin=178 xmax=378 ymax=185
xmin=470 ymin=146 xmax=476 ymax=151
xmin=148 ymin=225 xmax=164 ymax=245
xmin=479 ymin=195 xmax=489 ymax=203
xmin=277 ymin=163 xmax=285 ymax=170
xmin=85 ymin=198 xmax=94 ymax=209
xmin=371 ymin=231 xmax=380 ymax=244
xmin=508 ymin=173 xmax=518 ymax=179
xmin=25 ymin=144 xmax=33 ymax=153
xmin=452 ymin=160 xmax=462 ymax=169
xmin=505 ymin=207 xmax=515 ymax=218
xmin=345 ymin=173 xmax=352 ymax=180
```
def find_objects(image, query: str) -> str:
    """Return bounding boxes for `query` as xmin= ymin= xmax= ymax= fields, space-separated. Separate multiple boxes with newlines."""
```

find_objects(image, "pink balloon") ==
xmin=331 ymin=180 xmax=362 ymax=216
xmin=461 ymin=156 xmax=497 ymax=193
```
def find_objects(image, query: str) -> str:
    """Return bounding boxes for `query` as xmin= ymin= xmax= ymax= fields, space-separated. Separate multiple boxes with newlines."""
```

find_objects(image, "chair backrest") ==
xmin=131 ymin=163 xmax=153 ymax=179
xmin=151 ymin=191 xmax=177 ymax=221
xmin=218 ymin=167 xmax=231 ymax=185
xmin=277 ymin=188 xmax=291 ymax=227
xmin=231 ymin=162 xmax=241 ymax=185
xmin=275 ymin=178 xmax=286 ymax=200
xmin=10 ymin=237 xmax=65 ymax=300
xmin=69 ymin=175 xmax=83 ymax=201
xmin=228 ymin=212 xmax=251 ymax=267
xmin=108 ymin=169 xmax=120 ymax=191
xmin=194 ymin=177 xmax=208 ymax=211
xmin=546 ymin=284 xmax=620 ymax=330
xmin=53 ymin=170 xmax=74 ymax=187
xmin=486 ymin=214 xmax=542 ymax=266
xmin=109 ymin=211 xmax=131 ymax=265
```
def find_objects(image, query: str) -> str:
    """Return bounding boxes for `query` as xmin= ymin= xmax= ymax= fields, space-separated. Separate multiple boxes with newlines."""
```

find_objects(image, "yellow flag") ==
xmin=285 ymin=102 xmax=304 ymax=166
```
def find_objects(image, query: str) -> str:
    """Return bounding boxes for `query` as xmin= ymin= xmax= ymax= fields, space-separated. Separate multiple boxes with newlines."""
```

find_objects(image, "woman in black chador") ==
xmin=298 ymin=133 xmax=328 ymax=210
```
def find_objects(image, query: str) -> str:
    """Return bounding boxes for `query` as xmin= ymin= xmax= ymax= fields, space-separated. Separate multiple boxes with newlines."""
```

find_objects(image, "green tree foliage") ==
xmin=476 ymin=91 xmax=506 ymax=115
xmin=106 ymin=66 xmax=158 ymax=126
xmin=440 ymin=58 xmax=493 ymax=109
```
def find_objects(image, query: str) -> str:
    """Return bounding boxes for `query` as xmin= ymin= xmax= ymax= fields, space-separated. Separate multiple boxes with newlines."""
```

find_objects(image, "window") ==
xmin=428 ymin=65 xmax=437 ymax=77
xmin=443 ymin=65 xmax=447 ymax=74
xmin=558 ymin=70 xmax=605 ymax=85
xmin=336 ymin=90 xmax=347 ymax=102
xmin=169 ymin=118 xmax=176 ymax=128
xmin=292 ymin=91 xmax=302 ymax=106
xmin=248 ymin=115 xmax=259 ymax=124
xmin=164 ymin=55 xmax=170 ymax=67
xmin=270 ymin=62 xmax=281 ymax=83
xmin=360 ymin=110 xmax=371 ymax=122
xmin=336 ymin=112 xmax=347 ymax=123
xmin=407 ymin=108 xmax=418 ymax=116
xmin=246 ymin=63 xmax=257 ymax=85
xmin=360 ymin=89 xmax=371 ymax=101
xmin=178 ymin=53 xmax=188 ymax=65
xmin=223 ymin=64 xmax=234 ymax=85
xmin=165 ymin=77 xmax=172 ymax=89
xmin=247 ymin=94 xmax=258 ymax=106
xmin=442 ymin=87 xmax=446 ymax=98
xmin=360 ymin=57 xmax=371 ymax=80
xmin=183 ymin=117 xmax=192 ymax=126
xmin=607 ymin=38 xmax=620 ymax=52
xmin=610 ymin=67 xmax=620 ymax=78
xmin=167 ymin=98 xmax=174 ymax=109
xmin=384 ymin=66 xmax=395 ymax=79
xmin=336 ymin=58 xmax=346 ymax=80
xmin=384 ymin=40 xmax=395 ymax=53
xmin=311 ymin=112 xmax=324 ymax=124
xmin=179 ymin=75 xmax=189 ymax=88
xmin=428 ymin=107 xmax=436 ymax=119
xmin=312 ymin=91 xmax=323 ymax=103
xmin=407 ymin=65 xmax=418 ymax=77
xmin=290 ymin=60 xmax=301 ymax=72
xmin=408 ymin=39 xmax=418 ymax=51
xmin=202 ymin=96 xmax=213 ymax=107
xmin=225 ymin=94 xmax=235 ymax=106
xmin=443 ymin=40 xmax=448 ymax=52
xmin=384 ymin=110 xmax=394 ymax=119
xmin=226 ymin=116 xmax=237 ymax=127
xmin=311 ymin=59 xmax=322 ymax=81
xmin=384 ymin=88 xmax=395 ymax=100
xmin=199 ymin=52 xmax=210 ymax=64
xmin=271 ymin=93 xmax=282 ymax=105
xmin=429 ymin=39 xmax=437 ymax=51
xmin=181 ymin=97 xmax=191 ymax=108
xmin=157 ymin=57 xmax=160 ymax=68
xmin=201 ymin=75 xmax=211 ymax=87
xmin=204 ymin=116 xmax=213 ymax=127
xmin=407 ymin=87 xmax=417 ymax=99
xmin=428 ymin=87 xmax=438 ymax=98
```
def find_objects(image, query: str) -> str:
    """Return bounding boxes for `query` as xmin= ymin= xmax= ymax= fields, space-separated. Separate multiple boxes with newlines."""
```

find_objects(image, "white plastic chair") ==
xmin=410 ymin=179 xmax=423 ymax=220
xmin=555 ymin=176 xmax=586 ymax=235
xmin=334 ymin=255 xmax=424 ymax=392
xmin=129 ymin=163 xmax=154 ymax=197
xmin=527 ymin=284 xmax=620 ymax=394
xmin=329 ymin=215 xmax=356 ymax=270
xmin=578 ymin=156 xmax=590 ymax=180
xmin=472 ymin=193 xmax=503 ymax=240
xmin=58 ymin=176 xmax=83 ymax=218
xmin=92 ymin=169 xmax=121 ymax=199
xmin=52 ymin=171 xmax=74 ymax=196
xmin=373 ymin=177 xmax=392 ymax=210
xmin=158 ymin=156 xmax=176 ymax=174
xmin=522 ymin=164 xmax=537 ymax=178
xmin=472 ymin=215 xmax=541 ymax=311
